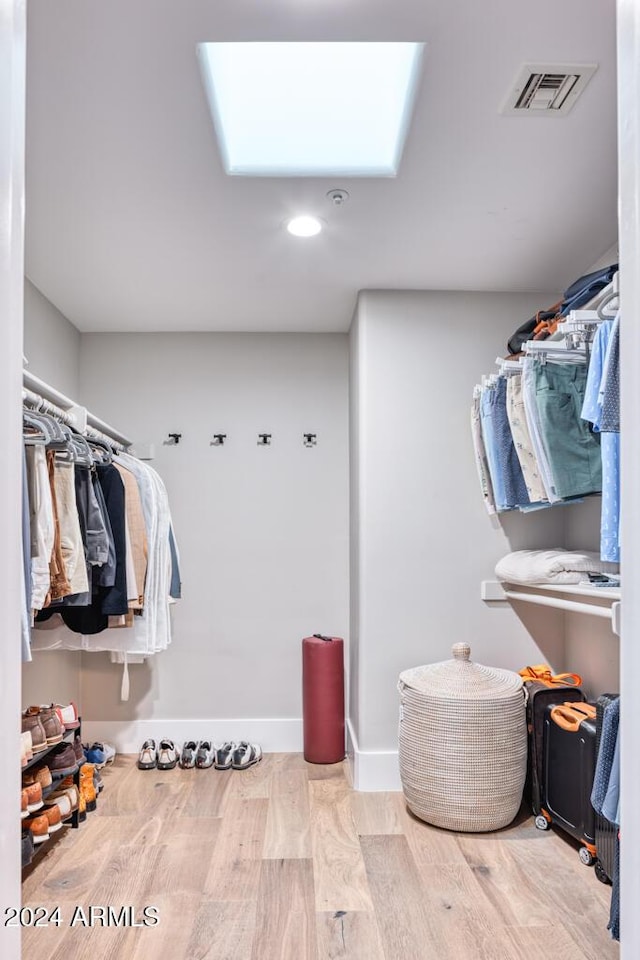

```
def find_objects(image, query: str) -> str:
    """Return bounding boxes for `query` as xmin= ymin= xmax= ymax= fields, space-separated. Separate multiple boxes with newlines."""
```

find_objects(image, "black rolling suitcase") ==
xmin=540 ymin=701 xmax=597 ymax=865
xmin=594 ymin=693 xmax=619 ymax=885
xmin=523 ymin=679 xmax=586 ymax=820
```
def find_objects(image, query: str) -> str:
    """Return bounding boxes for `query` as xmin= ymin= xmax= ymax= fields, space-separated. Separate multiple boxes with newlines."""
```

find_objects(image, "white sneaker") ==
xmin=157 ymin=739 xmax=178 ymax=770
xmin=231 ymin=742 xmax=263 ymax=770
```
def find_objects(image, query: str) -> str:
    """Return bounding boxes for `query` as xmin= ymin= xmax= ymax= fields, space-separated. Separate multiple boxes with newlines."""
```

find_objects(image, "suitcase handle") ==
xmin=519 ymin=664 xmax=582 ymax=687
xmin=550 ymin=702 xmax=596 ymax=731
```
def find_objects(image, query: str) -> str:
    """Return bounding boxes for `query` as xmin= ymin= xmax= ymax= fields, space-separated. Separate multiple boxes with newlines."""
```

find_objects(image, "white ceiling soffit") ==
xmin=25 ymin=0 xmax=618 ymax=333
xmin=502 ymin=62 xmax=598 ymax=116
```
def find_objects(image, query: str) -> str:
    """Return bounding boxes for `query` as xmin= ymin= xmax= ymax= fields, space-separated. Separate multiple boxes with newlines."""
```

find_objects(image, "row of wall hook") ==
xmin=165 ymin=433 xmax=318 ymax=447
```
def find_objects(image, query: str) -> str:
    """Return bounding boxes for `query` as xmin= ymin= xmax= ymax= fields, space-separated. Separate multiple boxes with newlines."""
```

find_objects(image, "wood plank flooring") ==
xmin=22 ymin=754 xmax=619 ymax=960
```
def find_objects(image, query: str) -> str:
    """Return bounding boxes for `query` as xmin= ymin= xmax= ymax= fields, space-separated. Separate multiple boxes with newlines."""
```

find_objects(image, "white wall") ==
xmin=564 ymin=499 xmax=620 ymax=695
xmin=348 ymin=307 xmax=361 ymax=747
xmin=23 ymin=277 xmax=80 ymax=396
xmin=350 ymin=290 xmax=571 ymax=775
xmin=618 ymin=0 xmax=640 ymax=950
xmin=21 ymin=279 xmax=82 ymax=709
xmin=77 ymin=333 xmax=349 ymax=749
xmin=0 ymin=0 xmax=25 ymax=954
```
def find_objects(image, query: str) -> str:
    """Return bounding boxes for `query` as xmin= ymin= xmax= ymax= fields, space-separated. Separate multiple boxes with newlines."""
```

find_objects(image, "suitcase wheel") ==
xmin=579 ymin=846 xmax=595 ymax=866
xmin=535 ymin=815 xmax=550 ymax=831
xmin=594 ymin=860 xmax=612 ymax=885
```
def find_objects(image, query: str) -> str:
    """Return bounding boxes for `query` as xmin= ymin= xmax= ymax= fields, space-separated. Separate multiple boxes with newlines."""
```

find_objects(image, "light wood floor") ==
xmin=22 ymin=754 xmax=619 ymax=960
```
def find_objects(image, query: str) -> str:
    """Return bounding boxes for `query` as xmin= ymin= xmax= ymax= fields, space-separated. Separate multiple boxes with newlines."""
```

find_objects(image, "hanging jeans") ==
xmin=480 ymin=379 xmax=529 ymax=511
xmin=533 ymin=362 xmax=602 ymax=500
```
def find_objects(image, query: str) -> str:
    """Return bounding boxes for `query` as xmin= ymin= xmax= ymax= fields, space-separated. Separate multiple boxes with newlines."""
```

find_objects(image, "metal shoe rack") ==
xmin=22 ymin=718 xmax=82 ymax=875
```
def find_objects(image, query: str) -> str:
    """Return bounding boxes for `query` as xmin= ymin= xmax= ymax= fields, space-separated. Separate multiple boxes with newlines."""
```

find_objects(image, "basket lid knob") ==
xmin=452 ymin=643 xmax=471 ymax=661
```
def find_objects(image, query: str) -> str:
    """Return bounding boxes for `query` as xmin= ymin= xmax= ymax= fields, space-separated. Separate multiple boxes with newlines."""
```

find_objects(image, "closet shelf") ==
xmin=481 ymin=580 xmax=621 ymax=635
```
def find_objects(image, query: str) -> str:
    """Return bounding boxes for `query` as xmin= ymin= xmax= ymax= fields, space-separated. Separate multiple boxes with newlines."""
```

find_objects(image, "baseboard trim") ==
xmin=81 ymin=718 xmax=303 ymax=754
xmin=346 ymin=718 xmax=401 ymax=792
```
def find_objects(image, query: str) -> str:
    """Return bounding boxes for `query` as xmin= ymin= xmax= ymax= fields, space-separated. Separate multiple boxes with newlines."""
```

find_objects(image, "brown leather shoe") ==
xmin=37 ymin=706 xmax=64 ymax=744
xmin=21 ymin=711 xmax=48 ymax=753
xmin=35 ymin=765 xmax=52 ymax=789
xmin=23 ymin=765 xmax=52 ymax=791
xmin=24 ymin=813 xmax=49 ymax=845
xmin=48 ymin=743 xmax=78 ymax=778
xmin=42 ymin=804 xmax=63 ymax=833
xmin=24 ymin=783 xmax=44 ymax=813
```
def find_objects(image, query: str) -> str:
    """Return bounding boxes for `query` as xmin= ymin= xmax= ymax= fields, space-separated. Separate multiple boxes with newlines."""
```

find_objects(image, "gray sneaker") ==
xmin=195 ymin=741 xmax=216 ymax=769
xmin=179 ymin=741 xmax=198 ymax=769
xmin=214 ymin=742 xmax=236 ymax=770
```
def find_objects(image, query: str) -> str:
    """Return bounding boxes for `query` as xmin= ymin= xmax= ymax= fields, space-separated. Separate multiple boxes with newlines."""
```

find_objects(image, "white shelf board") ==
xmin=504 ymin=581 xmax=621 ymax=601
xmin=481 ymin=579 xmax=621 ymax=632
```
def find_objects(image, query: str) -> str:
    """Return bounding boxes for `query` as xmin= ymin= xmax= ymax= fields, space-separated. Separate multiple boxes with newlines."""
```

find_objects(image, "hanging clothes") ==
xmin=581 ymin=319 xmax=620 ymax=563
xmin=505 ymin=374 xmax=548 ymax=504
xmin=470 ymin=390 xmax=497 ymax=515
xmin=31 ymin=453 xmax=178 ymax=659
xmin=53 ymin=458 xmax=89 ymax=597
xmin=113 ymin=461 xmax=148 ymax=608
xmin=530 ymin=361 xmax=602 ymax=500
xmin=21 ymin=447 xmax=32 ymax=662
xmin=26 ymin=444 xmax=55 ymax=611
xmin=23 ymin=400 xmax=179 ymax=665
xmin=479 ymin=378 xmax=530 ymax=511
xmin=45 ymin=451 xmax=73 ymax=603
xmin=591 ymin=696 xmax=620 ymax=942
xmin=521 ymin=358 xmax=562 ymax=503
xmin=599 ymin=316 xmax=620 ymax=433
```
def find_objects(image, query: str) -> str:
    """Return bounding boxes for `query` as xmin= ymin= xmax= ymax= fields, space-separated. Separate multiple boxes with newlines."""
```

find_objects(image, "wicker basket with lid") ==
xmin=398 ymin=642 xmax=527 ymax=832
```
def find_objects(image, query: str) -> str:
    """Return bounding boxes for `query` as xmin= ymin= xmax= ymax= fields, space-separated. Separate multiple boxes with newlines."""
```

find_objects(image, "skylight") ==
xmin=197 ymin=42 xmax=424 ymax=177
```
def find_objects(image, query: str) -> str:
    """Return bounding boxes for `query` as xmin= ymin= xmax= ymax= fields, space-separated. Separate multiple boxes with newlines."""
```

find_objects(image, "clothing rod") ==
xmin=23 ymin=388 xmax=128 ymax=452
xmin=22 ymin=387 xmax=74 ymax=427
xmin=22 ymin=369 xmax=132 ymax=447
xmin=503 ymin=590 xmax=614 ymax=619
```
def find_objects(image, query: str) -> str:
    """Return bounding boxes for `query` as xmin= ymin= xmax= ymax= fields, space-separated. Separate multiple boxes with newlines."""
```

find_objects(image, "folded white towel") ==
xmin=496 ymin=549 xmax=619 ymax=585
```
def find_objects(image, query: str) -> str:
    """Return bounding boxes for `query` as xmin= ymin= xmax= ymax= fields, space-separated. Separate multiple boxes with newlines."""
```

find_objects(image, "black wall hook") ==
xmin=303 ymin=433 xmax=317 ymax=447
xmin=211 ymin=434 xmax=227 ymax=446
xmin=257 ymin=433 xmax=272 ymax=446
xmin=167 ymin=433 xmax=182 ymax=445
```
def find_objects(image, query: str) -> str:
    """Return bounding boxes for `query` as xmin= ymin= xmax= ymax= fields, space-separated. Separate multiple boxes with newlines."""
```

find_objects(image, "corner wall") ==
xmin=23 ymin=278 xmax=80 ymax=396
xmin=349 ymin=290 xmax=567 ymax=787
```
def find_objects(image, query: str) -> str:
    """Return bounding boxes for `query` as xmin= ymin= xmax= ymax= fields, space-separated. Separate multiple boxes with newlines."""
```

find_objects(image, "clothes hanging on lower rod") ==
xmin=23 ymin=396 xmax=181 ymax=665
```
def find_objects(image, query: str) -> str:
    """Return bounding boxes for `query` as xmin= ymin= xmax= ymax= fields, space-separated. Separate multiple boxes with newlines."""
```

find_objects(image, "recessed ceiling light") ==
xmin=197 ymin=41 xmax=425 ymax=177
xmin=286 ymin=216 xmax=323 ymax=238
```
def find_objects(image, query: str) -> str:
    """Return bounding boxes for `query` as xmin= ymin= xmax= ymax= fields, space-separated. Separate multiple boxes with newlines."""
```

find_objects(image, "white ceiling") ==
xmin=25 ymin=0 xmax=618 ymax=333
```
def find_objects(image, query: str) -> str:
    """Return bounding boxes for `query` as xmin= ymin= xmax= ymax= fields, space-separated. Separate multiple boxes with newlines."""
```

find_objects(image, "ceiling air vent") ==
xmin=502 ymin=62 xmax=598 ymax=116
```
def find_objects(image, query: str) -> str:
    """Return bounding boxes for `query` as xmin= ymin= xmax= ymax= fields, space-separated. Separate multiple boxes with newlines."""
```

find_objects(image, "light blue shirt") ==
xmin=581 ymin=321 xmax=620 ymax=563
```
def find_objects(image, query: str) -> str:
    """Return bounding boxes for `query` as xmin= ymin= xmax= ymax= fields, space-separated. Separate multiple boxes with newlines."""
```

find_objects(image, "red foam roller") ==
xmin=302 ymin=634 xmax=345 ymax=764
